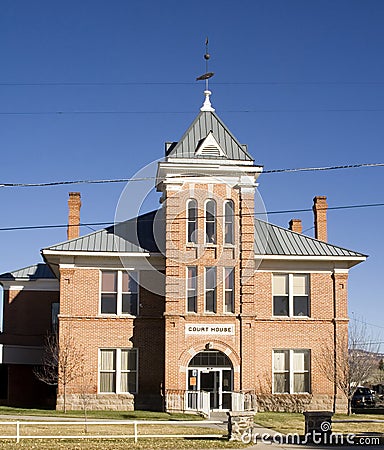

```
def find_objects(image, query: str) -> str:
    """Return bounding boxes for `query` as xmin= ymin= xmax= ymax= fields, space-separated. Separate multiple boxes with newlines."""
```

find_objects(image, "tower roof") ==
xmin=165 ymin=110 xmax=253 ymax=162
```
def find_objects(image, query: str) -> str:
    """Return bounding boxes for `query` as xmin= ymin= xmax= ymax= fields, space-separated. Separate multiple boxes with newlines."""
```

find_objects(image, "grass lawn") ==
xmin=0 ymin=406 xmax=202 ymax=421
xmin=0 ymin=407 xmax=248 ymax=449
xmin=255 ymin=412 xmax=384 ymax=435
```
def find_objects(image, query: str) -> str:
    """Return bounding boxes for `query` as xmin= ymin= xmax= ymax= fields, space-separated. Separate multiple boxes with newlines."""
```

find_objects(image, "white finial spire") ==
xmin=201 ymin=90 xmax=215 ymax=112
xmin=196 ymin=38 xmax=215 ymax=112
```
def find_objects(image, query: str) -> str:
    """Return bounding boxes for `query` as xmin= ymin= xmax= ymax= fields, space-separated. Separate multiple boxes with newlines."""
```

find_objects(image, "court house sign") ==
xmin=185 ymin=324 xmax=235 ymax=335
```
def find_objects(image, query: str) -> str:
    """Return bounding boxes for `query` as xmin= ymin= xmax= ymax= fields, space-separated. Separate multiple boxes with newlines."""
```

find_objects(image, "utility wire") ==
xmin=3 ymin=81 xmax=384 ymax=86
xmin=1 ymin=201 xmax=384 ymax=232
xmin=3 ymin=108 xmax=384 ymax=115
xmin=1 ymin=163 xmax=383 ymax=188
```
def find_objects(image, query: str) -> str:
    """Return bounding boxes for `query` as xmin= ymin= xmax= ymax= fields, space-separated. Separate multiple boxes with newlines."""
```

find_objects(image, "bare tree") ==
xmin=317 ymin=319 xmax=380 ymax=414
xmin=35 ymin=332 xmax=86 ymax=413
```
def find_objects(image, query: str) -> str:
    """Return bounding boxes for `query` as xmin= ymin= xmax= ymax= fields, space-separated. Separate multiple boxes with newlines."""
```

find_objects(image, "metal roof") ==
xmin=42 ymin=207 xmax=364 ymax=259
xmin=166 ymin=111 xmax=253 ymax=161
xmin=0 ymin=263 xmax=56 ymax=280
xmin=254 ymin=220 xmax=366 ymax=257
xmin=43 ymin=210 xmax=163 ymax=254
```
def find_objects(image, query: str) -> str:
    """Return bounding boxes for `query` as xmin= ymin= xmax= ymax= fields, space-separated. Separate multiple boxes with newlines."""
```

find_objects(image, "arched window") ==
xmin=224 ymin=200 xmax=234 ymax=244
xmin=205 ymin=200 xmax=216 ymax=244
xmin=187 ymin=199 xmax=197 ymax=243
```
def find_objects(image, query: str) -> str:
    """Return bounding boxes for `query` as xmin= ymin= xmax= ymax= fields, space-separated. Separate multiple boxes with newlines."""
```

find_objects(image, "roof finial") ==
xmin=196 ymin=37 xmax=215 ymax=112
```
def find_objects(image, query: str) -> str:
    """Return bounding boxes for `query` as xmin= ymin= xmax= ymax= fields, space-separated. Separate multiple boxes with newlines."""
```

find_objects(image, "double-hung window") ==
xmin=224 ymin=268 xmax=234 ymax=313
xmin=101 ymin=270 xmax=139 ymax=315
xmin=273 ymin=349 xmax=310 ymax=394
xmin=187 ymin=266 xmax=197 ymax=313
xmin=205 ymin=200 xmax=216 ymax=244
xmin=99 ymin=348 xmax=138 ymax=394
xmin=224 ymin=200 xmax=234 ymax=244
xmin=187 ymin=199 xmax=197 ymax=244
xmin=273 ymin=274 xmax=309 ymax=317
xmin=205 ymin=267 xmax=217 ymax=313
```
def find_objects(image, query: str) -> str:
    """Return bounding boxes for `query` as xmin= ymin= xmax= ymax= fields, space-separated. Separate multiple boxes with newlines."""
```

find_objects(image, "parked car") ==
xmin=351 ymin=387 xmax=376 ymax=408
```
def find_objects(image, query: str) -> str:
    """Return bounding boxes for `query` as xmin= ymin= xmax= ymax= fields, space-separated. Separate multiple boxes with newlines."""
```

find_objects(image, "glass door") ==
xmin=200 ymin=370 xmax=220 ymax=409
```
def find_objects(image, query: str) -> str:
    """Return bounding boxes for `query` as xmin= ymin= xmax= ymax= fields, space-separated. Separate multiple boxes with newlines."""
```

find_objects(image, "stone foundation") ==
xmin=255 ymin=394 xmax=313 ymax=412
xmin=253 ymin=393 xmax=346 ymax=413
xmin=56 ymin=393 xmax=134 ymax=411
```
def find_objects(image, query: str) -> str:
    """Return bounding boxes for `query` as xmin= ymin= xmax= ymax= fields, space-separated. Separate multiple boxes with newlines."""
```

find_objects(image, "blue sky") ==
xmin=0 ymin=0 xmax=383 ymax=348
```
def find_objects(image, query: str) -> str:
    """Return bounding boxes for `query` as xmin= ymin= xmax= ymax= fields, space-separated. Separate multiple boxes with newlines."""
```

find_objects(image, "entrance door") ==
xmin=200 ymin=370 xmax=220 ymax=409
xmin=187 ymin=350 xmax=234 ymax=411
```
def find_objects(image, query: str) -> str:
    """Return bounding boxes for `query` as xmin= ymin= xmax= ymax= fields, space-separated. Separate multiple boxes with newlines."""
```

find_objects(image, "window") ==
xmin=224 ymin=268 xmax=234 ymax=313
xmin=273 ymin=349 xmax=310 ymax=394
xmin=99 ymin=348 xmax=138 ymax=394
xmin=187 ymin=199 xmax=197 ymax=243
xmin=205 ymin=267 xmax=216 ymax=313
xmin=205 ymin=200 xmax=216 ymax=244
xmin=224 ymin=200 xmax=234 ymax=244
xmin=101 ymin=271 xmax=139 ymax=315
xmin=51 ymin=302 xmax=60 ymax=332
xmin=273 ymin=274 xmax=309 ymax=317
xmin=187 ymin=267 xmax=197 ymax=313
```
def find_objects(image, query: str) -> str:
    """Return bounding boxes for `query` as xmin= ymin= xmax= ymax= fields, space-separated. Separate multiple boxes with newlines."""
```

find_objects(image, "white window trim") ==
xmin=204 ymin=266 xmax=217 ymax=313
xmin=98 ymin=348 xmax=138 ymax=394
xmin=272 ymin=273 xmax=310 ymax=318
xmin=223 ymin=200 xmax=235 ymax=245
xmin=224 ymin=267 xmax=234 ymax=314
xmin=186 ymin=199 xmax=198 ymax=245
xmin=100 ymin=270 xmax=139 ymax=316
xmin=204 ymin=199 xmax=217 ymax=245
xmin=272 ymin=349 xmax=311 ymax=394
xmin=186 ymin=266 xmax=197 ymax=313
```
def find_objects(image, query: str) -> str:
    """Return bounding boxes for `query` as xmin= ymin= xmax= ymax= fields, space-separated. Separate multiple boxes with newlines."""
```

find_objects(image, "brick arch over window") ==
xmin=179 ymin=341 xmax=240 ymax=369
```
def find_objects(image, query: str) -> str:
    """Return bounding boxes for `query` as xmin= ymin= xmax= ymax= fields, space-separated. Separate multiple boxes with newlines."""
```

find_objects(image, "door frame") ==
xmin=187 ymin=367 xmax=233 ymax=410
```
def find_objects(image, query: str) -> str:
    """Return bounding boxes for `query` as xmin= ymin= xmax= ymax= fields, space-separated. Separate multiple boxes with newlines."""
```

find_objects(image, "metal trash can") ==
xmin=303 ymin=410 xmax=333 ymax=443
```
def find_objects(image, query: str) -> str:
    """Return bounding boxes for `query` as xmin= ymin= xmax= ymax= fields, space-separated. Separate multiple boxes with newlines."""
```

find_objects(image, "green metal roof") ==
xmin=254 ymin=220 xmax=366 ymax=257
xmin=43 ymin=210 xmax=163 ymax=254
xmin=166 ymin=111 xmax=254 ymax=161
xmin=0 ymin=263 xmax=56 ymax=280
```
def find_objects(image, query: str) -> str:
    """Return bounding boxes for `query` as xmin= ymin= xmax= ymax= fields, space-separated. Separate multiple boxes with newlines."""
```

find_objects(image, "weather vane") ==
xmin=196 ymin=37 xmax=215 ymax=112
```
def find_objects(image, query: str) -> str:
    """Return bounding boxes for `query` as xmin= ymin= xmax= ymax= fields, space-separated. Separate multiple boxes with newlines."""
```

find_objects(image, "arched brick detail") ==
xmin=179 ymin=340 xmax=240 ymax=368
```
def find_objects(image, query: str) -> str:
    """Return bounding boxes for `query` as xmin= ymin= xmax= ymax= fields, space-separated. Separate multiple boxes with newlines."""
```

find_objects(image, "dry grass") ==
xmin=0 ymin=421 xmax=248 ymax=450
xmin=255 ymin=411 xmax=384 ymax=435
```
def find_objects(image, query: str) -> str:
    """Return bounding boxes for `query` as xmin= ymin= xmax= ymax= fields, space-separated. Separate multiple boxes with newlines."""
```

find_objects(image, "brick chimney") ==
xmin=67 ymin=192 xmax=81 ymax=240
xmin=313 ymin=196 xmax=327 ymax=242
xmin=289 ymin=218 xmax=302 ymax=234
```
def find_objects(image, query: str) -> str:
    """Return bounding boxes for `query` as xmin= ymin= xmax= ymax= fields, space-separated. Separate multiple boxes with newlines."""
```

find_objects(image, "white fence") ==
xmin=0 ymin=419 xmax=224 ymax=444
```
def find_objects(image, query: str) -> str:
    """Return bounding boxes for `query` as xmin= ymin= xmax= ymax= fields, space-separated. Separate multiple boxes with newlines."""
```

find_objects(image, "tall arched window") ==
xmin=224 ymin=200 xmax=234 ymax=244
xmin=187 ymin=199 xmax=197 ymax=243
xmin=205 ymin=200 xmax=216 ymax=244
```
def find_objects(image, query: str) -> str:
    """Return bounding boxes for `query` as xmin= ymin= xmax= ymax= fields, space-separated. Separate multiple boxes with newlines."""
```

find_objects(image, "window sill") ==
xmin=272 ymin=316 xmax=310 ymax=319
xmin=98 ymin=314 xmax=138 ymax=318
xmin=272 ymin=392 xmax=311 ymax=395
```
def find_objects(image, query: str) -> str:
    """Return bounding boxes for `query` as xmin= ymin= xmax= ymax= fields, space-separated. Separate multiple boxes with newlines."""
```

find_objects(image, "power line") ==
xmin=2 ymin=108 xmax=384 ymax=115
xmin=351 ymin=316 xmax=384 ymax=331
xmin=1 ymin=163 xmax=383 ymax=188
xmin=2 ymin=81 xmax=384 ymax=86
xmin=263 ymin=162 xmax=384 ymax=174
xmin=1 ymin=201 xmax=384 ymax=232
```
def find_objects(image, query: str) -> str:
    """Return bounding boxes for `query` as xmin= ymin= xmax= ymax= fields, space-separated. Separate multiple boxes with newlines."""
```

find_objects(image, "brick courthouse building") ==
xmin=0 ymin=91 xmax=366 ymax=413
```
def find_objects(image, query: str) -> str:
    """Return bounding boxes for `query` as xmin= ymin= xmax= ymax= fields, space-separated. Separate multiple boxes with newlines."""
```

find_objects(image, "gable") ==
xmin=195 ymin=131 xmax=227 ymax=158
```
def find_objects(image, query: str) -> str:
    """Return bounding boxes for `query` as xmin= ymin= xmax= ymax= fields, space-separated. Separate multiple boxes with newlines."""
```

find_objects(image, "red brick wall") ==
xmin=0 ymin=289 xmax=59 ymax=346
